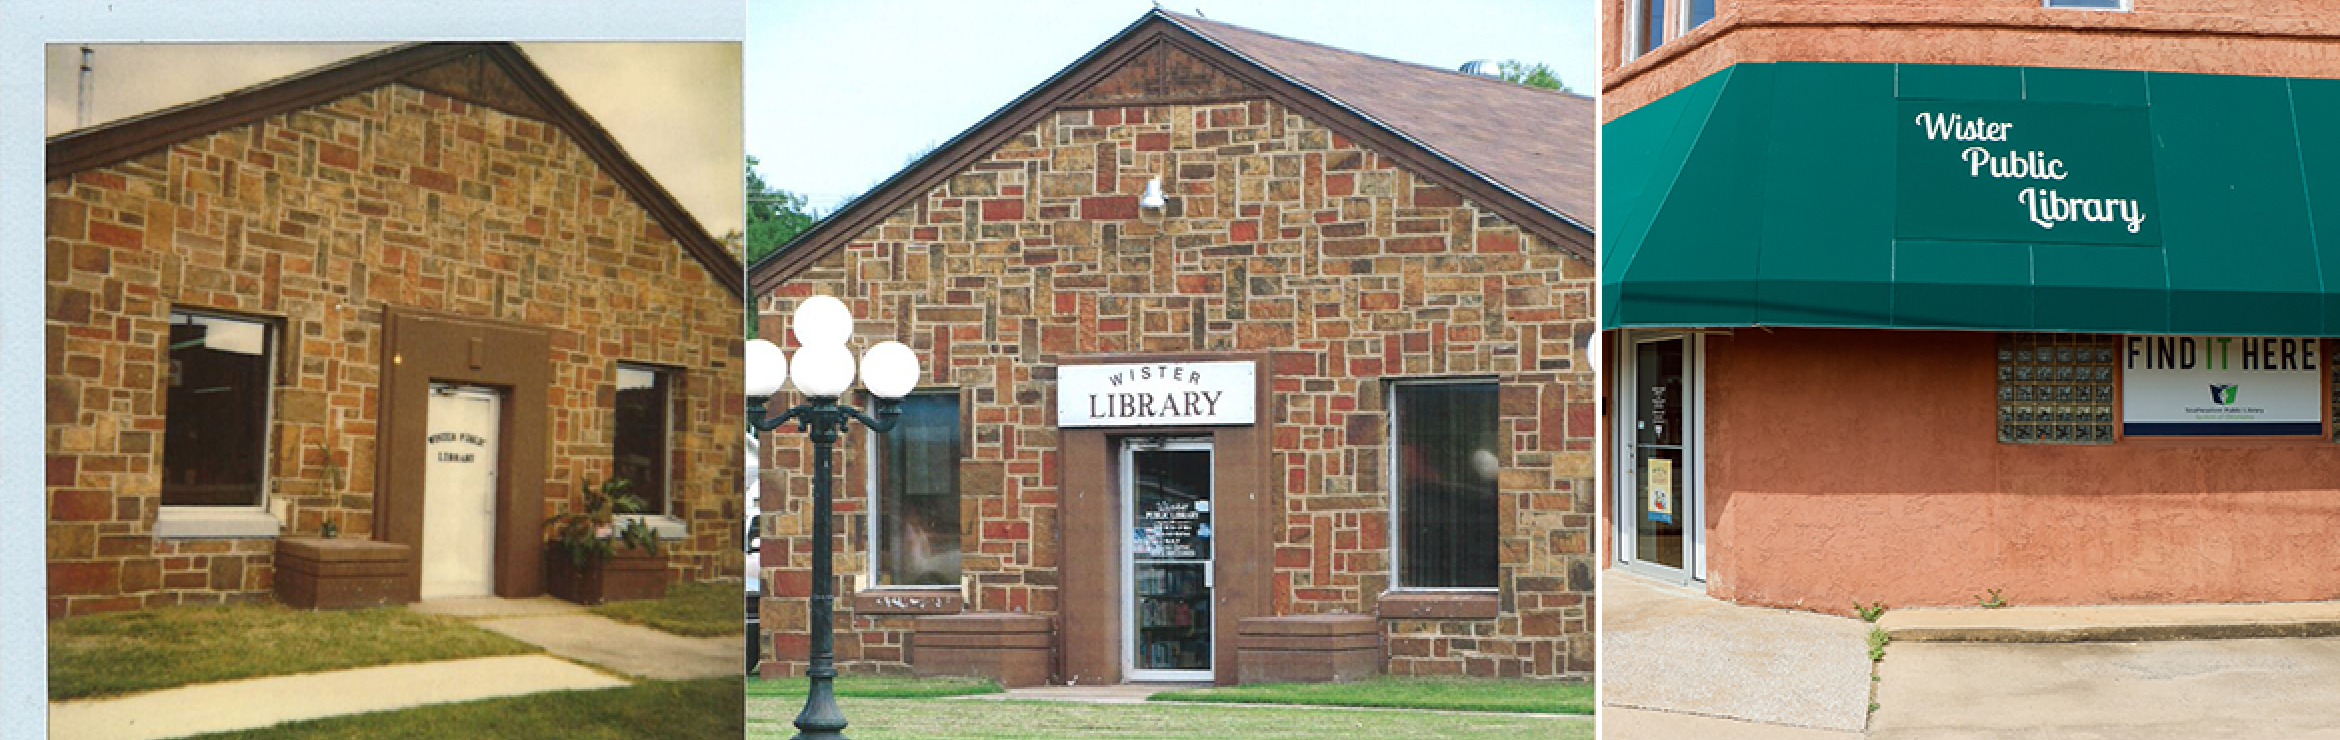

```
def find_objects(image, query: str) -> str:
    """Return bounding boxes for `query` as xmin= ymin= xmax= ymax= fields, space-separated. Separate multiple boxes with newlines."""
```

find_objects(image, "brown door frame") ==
xmin=377 ymin=307 xmax=553 ymax=601
xmin=1055 ymin=351 xmax=1274 ymax=686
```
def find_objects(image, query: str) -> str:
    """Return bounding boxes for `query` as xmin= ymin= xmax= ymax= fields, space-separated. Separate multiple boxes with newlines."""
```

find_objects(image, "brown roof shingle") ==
xmin=1166 ymin=12 xmax=1595 ymax=229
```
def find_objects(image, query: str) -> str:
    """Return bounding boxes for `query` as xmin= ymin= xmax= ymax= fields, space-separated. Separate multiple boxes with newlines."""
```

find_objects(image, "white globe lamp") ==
xmin=859 ymin=341 xmax=921 ymax=400
xmin=789 ymin=343 xmax=856 ymax=399
xmin=744 ymin=338 xmax=788 ymax=398
xmin=792 ymin=295 xmax=854 ymax=348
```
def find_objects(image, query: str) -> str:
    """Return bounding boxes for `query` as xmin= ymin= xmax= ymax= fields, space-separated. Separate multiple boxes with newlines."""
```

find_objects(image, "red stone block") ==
xmin=1080 ymin=196 xmax=1139 ymax=220
xmin=88 ymin=222 xmax=143 ymax=249
xmin=1229 ymin=220 xmax=1259 ymax=242
xmin=49 ymin=561 xmax=119 ymax=595
xmin=981 ymin=199 xmax=1024 ymax=221
xmin=50 ymin=489 xmax=110 ymax=521
xmin=1134 ymin=133 xmax=1170 ymax=151
xmin=408 ymin=167 xmax=457 ymax=193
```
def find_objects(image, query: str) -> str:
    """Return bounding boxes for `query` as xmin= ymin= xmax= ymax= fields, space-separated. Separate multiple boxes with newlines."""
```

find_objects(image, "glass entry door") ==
xmin=1122 ymin=439 xmax=1214 ymax=681
xmin=1620 ymin=334 xmax=1699 ymax=582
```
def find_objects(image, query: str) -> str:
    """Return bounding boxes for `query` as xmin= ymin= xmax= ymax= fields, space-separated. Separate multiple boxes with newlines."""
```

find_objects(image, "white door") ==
xmin=1122 ymin=438 xmax=1215 ymax=682
xmin=422 ymin=384 xmax=501 ymax=599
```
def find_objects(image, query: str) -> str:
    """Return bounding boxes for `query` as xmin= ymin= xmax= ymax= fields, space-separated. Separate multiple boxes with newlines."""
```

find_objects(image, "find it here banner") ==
xmin=2122 ymin=335 xmax=2324 ymax=436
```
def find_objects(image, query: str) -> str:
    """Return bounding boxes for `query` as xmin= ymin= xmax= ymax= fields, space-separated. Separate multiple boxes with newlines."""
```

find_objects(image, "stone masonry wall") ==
xmin=759 ymin=98 xmax=1596 ymax=678
xmin=46 ymin=82 xmax=743 ymax=617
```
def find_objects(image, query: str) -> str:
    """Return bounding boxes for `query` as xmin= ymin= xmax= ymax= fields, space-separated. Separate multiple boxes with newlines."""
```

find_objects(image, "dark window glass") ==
xmin=879 ymin=392 xmax=961 ymax=586
xmin=1689 ymin=0 xmax=1715 ymax=28
xmin=163 ymin=311 xmax=274 ymax=506
xmin=1394 ymin=382 xmax=1500 ymax=588
xmin=1638 ymin=0 xmax=1668 ymax=53
xmin=613 ymin=365 xmax=671 ymax=514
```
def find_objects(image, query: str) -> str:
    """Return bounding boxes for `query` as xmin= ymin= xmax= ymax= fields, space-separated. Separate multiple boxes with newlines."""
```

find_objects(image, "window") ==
xmin=1628 ymin=0 xmax=1716 ymax=61
xmin=1997 ymin=333 xmax=2117 ymax=444
xmin=873 ymin=391 xmax=961 ymax=586
xmin=2044 ymin=0 xmax=2128 ymax=9
xmin=613 ymin=364 xmax=673 ymax=515
xmin=163 ymin=310 xmax=275 ymax=507
xmin=1391 ymin=381 xmax=1500 ymax=589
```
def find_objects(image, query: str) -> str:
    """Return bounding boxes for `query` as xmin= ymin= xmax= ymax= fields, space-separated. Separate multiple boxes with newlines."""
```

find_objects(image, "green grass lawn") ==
xmin=746 ymin=695 xmax=1592 ymax=740
xmin=1152 ymin=676 xmax=1596 ymax=715
xmin=49 ymin=603 xmax=539 ymax=700
xmin=588 ymin=579 xmax=745 ymax=637
xmin=749 ymin=675 xmax=1003 ymax=698
xmin=186 ymin=677 xmax=742 ymax=740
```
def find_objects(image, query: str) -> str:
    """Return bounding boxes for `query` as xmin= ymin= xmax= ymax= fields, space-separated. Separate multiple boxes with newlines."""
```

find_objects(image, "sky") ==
xmin=748 ymin=0 xmax=1598 ymax=214
xmin=44 ymin=42 xmax=745 ymax=238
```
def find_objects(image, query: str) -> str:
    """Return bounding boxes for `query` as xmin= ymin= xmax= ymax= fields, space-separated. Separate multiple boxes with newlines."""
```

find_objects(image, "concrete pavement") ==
xmin=1879 ymin=600 xmax=2340 ymax=643
xmin=1870 ymin=636 xmax=2340 ymax=739
xmin=1602 ymin=570 xmax=1876 ymax=735
xmin=420 ymin=595 xmax=742 ymax=679
xmin=48 ymin=655 xmax=627 ymax=740
xmin=1605 ymin=706 xmax=1867 ymax=740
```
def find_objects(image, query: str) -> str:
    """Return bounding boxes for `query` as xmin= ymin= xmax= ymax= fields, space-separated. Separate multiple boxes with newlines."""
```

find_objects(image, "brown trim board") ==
xmin=376 ymin=306 xmax=553 ymax=601
xmin=750 ymin=10 xmax=1592 ymax=294
xmin=1054 ymin=351 xmax=1275 ymax=686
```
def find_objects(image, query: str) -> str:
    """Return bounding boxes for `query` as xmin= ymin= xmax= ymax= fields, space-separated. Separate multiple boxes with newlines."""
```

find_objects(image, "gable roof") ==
xmin=750 ymin=9 xmax=1595 ymax=293
xmin=48 ymin=42 xmax=743 ymax=299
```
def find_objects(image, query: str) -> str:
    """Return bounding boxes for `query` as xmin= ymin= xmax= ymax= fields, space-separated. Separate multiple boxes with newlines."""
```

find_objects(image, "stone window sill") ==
xmin=1377 ymin=590 xmax=1500 ymax=620
xmin=618 ymin=514 xmax=689 ymax=540
xmin=852 ymin=586 xmax=966 ymax=615
xmin=155 ymin=508 xmax=282 ymax=539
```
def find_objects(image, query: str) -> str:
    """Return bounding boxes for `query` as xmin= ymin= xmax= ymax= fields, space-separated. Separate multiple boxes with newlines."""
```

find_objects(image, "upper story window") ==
xmin=613 ymin=364 xmax=674 ymax=516
xmin=873 ymin=391 xmax=962 ymax=587
xmin=2044 ymin=0 xmax=2129 ymax=9
xmin=1390 ymin=380 xmax=1501 ymax=589
xmin=163 ymin=310 xmax=276 ymax=507
xmin=1628 ymin=0 xmax=1717 ymax=61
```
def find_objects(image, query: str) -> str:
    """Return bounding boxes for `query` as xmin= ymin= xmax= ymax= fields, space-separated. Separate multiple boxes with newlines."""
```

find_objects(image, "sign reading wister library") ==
xmin=1058 ymin=361 xmax=1255 ymax=427
xmin=2122 ymin=336 xmax=2323 ymax=436
xmin=1897 ymin=99 xmax=2160 ymax=246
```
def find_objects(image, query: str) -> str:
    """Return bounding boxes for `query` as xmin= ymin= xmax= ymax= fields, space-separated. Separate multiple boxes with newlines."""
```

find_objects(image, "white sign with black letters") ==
xmin=2122 ymin=335 xmax=2323 ymax=436
xmin=1058 ymin=361 xmax=1255 ymax=427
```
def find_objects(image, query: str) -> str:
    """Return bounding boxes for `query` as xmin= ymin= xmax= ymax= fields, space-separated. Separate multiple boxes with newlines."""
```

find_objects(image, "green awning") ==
xmin=1603 ymin=62 xmax=2340 ymax=335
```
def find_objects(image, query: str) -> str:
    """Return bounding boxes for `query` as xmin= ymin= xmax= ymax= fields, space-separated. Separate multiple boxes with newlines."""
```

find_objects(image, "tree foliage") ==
xmin=1495 ymin=60 xmax=1569 ymax=92
xmin=745 ymin=155 xmax=819 ymax=267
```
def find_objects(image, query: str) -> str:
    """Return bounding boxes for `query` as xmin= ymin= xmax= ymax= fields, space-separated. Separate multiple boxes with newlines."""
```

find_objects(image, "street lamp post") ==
xmin=746 ymin=295 xmax=921 ymax=740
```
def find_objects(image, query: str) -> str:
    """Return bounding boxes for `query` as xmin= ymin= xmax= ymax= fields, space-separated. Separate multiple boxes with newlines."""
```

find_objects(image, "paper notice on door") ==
xmin=1647 ymin=458 xmax=1674 ymax=523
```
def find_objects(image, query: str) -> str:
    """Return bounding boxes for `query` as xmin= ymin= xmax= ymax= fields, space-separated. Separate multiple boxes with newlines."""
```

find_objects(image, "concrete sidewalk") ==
xmin=1879 ymin=600 xmax=2340 ymax=643
xmin=417 ymin=595 xmax=742 ymax=679
xmin=1603 ymin=571 xmax=1875 ymax=735
xmin=1870 ymin=637 xmax=2340 ymax=739
xmin=48 ymin=655 xmax=626 ymax=740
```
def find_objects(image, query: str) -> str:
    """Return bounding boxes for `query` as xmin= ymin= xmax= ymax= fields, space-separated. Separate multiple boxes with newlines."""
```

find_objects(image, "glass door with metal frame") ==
xmin=1121 ymin=438 xmax=1214 ymax=682
xmin=1620 ymin=334 xmax=1698 ymax=581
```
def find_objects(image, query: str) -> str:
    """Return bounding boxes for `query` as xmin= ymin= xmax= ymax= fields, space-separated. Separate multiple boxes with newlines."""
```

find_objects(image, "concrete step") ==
xmin=1879 ymin=600 xmax=2340 ymax=643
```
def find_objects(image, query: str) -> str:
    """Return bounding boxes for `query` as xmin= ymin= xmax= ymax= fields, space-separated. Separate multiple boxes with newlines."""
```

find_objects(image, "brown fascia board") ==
xmin=749 ymin=10 xmax=1592 ymax=295
xmin=48 ymin=42 xmax=743 ymax=300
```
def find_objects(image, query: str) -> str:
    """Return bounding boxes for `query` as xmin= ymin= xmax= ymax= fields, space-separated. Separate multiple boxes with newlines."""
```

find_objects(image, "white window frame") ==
xmin=1385 ymin=376 xmax=1503 ymax=593
xmin=1612 ymin=331 xmax=1708 ymax=586
xmin=2043 ymin=0 xmax=2131 ymax=10
xmin=863 ymin=388 xmax=963 ymax=591
xmin=614 ymin=362 xmax=685 ymax=540
xmin=1624 ymin=0 xmax=1719 ymax=63
xmin=156 ymin=309 xmax=281 ymax=538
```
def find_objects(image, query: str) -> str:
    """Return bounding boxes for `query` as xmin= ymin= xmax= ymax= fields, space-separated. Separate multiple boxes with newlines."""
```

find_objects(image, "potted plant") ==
xmin=544 ymin=477 xmax=670 ymax=604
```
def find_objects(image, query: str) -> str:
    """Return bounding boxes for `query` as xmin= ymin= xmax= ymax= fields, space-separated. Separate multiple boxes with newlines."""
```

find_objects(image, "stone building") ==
xmin=753 ymin=10 xmax=1596 ymax=685
xmin=1602 ymin=1 xmax=2340 ymax=610
xmin=45 ymin=43 xmax=745 ymax=617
